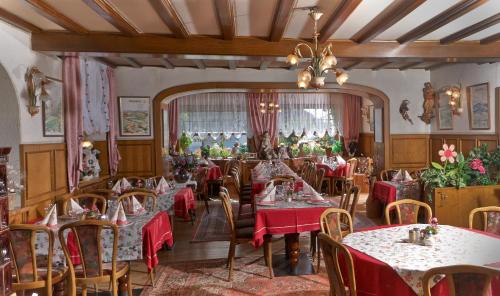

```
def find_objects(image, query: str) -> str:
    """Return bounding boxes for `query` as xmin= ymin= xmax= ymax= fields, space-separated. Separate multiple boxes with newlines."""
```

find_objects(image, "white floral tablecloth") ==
xmin=342 ymin=224 xmax=500 ymax=296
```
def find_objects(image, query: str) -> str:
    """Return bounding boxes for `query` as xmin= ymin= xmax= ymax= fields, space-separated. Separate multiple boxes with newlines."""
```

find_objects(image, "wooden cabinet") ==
xmin=0 ymin=147 xmax=12 ymax=296
xmin=431 ymin=185 xmax=500 ymax=228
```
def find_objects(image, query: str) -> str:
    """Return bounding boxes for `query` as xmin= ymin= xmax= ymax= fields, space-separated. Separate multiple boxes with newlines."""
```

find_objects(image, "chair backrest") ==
xmin=126 ymin=176 xmax=146 ymax=188
xmin=59 ymin=220 xmax=118 ymax=281
xmin=320 ymin=208 xmax=353 ymax=241
xmin=318 ymin=233 xmax=357 ymax=296
xmin=229 ymin=166 xmax=242 ymax=194
xmin=469 ymin=206 xmax=500 ymax=235
xmin=385 ymin=199 xmax=432 ymax=225
xmin=117 ymin=191 xmax=157 ymax=212
xmin=219 ymin=189 xmax=236 ymax=239
xmin=224 ymin=160 xmax=239 ymax=176
xmin=380 ymin=169 xmax=399 ymax=181
xmin=340 ymin=186 xmax=360 ymax=222
xmin=195 ymin=167 xmax=209 ymax=194
xmin=422 ymin=265 xmax=500 ymax=296
xmin=9 ymin=224 xmax=54 ymax=286
xmin=65 ymin=193 xmax=107 ymax=215
xmin=315 ymin=168 xmax=325 ymax=192
xmin=346 ymin=158 xmax=358 ymax=178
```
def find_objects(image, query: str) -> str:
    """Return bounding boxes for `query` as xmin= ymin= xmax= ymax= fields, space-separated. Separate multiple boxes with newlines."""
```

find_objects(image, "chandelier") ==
xmin=286 ymin=8 xmax=348 ymax=89
xmin=444 ymin=85 xmax=463 ymax=114
xmin=259 ymin=96 xmax=281 ymax=113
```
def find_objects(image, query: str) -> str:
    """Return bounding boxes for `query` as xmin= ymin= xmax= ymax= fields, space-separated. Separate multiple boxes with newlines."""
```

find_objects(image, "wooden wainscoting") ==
xmin=429 ymin=134 xmax=499 ymax=163
xmin=117 ymin=139 xmax=155 ymax=177
xmin=358 ymin=133 xmax=374 ymax=157
xmin=20 ymin=143 xmax=68 ymax=207
xmin=93 ymin=140 xmax=109 ymax=176
xmin=389 ymin=134 xmax=430 ymax=169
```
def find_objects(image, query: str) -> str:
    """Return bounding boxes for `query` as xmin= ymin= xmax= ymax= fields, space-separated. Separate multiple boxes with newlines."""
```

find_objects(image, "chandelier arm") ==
xmin=294 ymin=43 xmax=315 ymax=58
xmin=320 ymin=67 xmax=336 ymax=76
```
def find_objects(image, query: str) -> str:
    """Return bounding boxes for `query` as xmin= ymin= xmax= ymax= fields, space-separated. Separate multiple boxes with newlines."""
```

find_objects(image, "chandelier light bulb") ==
xmin=323 ymin=55 xmax=337 ymax=67
xmin=449 ymin=101 xmax=456 ymax=106
xmin=287 ymin=54 xmax=299 ymax=65
xmin=269 ymin=102 xmax=274 ymax=107
xmin=452 ymin=91 xmax=460 ymax=99
xmin=260 ymin=109 xmax=266 ymax=114
xmin=259 ymin=102 xmax=265 ymax=107
xmin=298 ymin=70 xmax=311 ymax=82
xmin=446 ymin=89 xmax=453 ymax=96
xmin=336 ymin=71 xmax=348 ymax=86
xmin=297 ymin=80 xmax=308 ymax=89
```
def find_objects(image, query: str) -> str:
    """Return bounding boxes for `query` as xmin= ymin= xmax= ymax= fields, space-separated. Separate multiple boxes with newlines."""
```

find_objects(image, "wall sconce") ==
xmin=25 ymin=67 xmax=52 ymax=116
xmin=444 ymin=85 xmax=463 ymax=115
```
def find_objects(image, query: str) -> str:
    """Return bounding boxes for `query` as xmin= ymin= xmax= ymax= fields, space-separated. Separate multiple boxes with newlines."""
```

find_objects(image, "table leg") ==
xmin=119 ymin=274 xmax=128 ymax=296
xmin=284 ymin=233 xmax=300 ymax=269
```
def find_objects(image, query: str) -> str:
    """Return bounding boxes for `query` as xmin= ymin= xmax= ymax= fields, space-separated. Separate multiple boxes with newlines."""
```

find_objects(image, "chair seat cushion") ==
xmin=235 ymin=226 xmax=254 ymax=239
xmin=235 ymin=217 xmax=255 ymax=228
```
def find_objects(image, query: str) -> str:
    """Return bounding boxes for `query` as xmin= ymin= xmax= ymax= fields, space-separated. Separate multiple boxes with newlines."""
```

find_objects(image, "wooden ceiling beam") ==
xmin=441 ymin=13 xmax=500 ymax=44
xmin=25 ymin=0 xmax=88 ymax=33
xmin=344 ymin=61 xmax=361 ymax=70
xmin=269 ymin=0 xmax=296 ymax=42
xmin=160 ymin=58 xmax=174 ymax=69
xmin=31 ymin=33 xmax=500 ymax=58
xmin=0 ymin=7 xmax=42 ymax=33
xmin=372 ymin=61 xmax=392 ymax=70
xmin=82 ymin=0 xmax=140 ymax=36
xmin=149 ymin=0 xmax=189 ymax=38
xmin=319 ymin=0 xmax=362 ymax=43
xmin=399 ymin=61 xmax=422 ymax=70
xmin=425 ymin=62 xmax=447 ymax=71
xmin=351 ymin=0 xmax=426 ymax=44
xmin=214 ymin=0 xmax=236 ymax=40
xmin=95 ymin=57 xmax=116 ymax=68
xmin=480 ymin=32 xmax=500 ymax=44
xmin=193 ymin=60 xmax=206 ymax=69
xmin=125 ymin=57 xmax=141 ymax=68
xmin=397 ymin=0 xmax=487 ymax=44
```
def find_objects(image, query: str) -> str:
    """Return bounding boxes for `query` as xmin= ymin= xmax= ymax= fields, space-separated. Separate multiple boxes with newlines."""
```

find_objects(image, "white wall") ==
xmin=0 ymin=22 xmax=63 ymax=144
xmin=430 ymin=63 xmax=499 ymax=134
xmin=115 ymin=67 xmax=431 ymax=135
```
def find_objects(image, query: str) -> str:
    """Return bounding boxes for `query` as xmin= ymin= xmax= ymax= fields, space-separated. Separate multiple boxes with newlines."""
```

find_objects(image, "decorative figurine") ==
xmin=399 ymin=99 xmax=414 ymax=125
xmin=81 ymin=147 xmax=101 ymax=180
xmin=277 ymin=144 xmax=289 ymax=159
xmin=419 ymin=82 xmax=435 ymax=124
xmin=258 ymin=131 xmax=276 ymax=160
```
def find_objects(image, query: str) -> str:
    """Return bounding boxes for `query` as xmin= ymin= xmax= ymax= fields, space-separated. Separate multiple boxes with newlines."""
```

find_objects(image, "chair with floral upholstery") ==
xmin=469 ymin=206 xmax=500 ymax=235
xmin=315 ymin=208 xmax=353 ymax=272
xmin=379 ymin=169 xmax=399 ymax=181
xmin=58 ymin=220 xmax=132 ymax=296
xmin=126 ymin=176 xmax=146 ymax=188
xmin=318 ymin=232 xmax=357 ymax=296
xmin=422 ymin=265 xmax=500 ymax=296
xmin=117 ymin=191 xmax=157 ymax=213
xmin=64 ymin=193 xmax=107 ymax=215
xmin=9 ymin=224 xmax=67 ymax=295
xmin=385 ymin=199 xmax=432 ymax=225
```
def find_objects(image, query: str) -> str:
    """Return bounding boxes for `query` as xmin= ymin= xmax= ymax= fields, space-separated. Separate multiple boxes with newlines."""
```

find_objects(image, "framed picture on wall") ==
xmin=467 ymin=82 xmax=490 ymax=130
xmin=118 ymin=96 xmax=152 ymax=136
xmin=437 ymin=91 xmax=453 ymax=130
xmin=42 ymin=77 xmax=64 ymax=137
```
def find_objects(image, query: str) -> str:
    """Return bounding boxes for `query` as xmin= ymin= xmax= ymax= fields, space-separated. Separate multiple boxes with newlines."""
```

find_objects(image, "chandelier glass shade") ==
xmin=259 ymin=98 xmax=281 ymax=114
xmin=444 ymin=85 xmax=463 ymax=114
xmin=286 ymin=8 xmax=348 ymax=89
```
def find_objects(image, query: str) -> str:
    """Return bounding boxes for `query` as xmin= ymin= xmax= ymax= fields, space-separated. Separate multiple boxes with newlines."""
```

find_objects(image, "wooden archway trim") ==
xmin=152 ymin=82 xmax=391 ymax=175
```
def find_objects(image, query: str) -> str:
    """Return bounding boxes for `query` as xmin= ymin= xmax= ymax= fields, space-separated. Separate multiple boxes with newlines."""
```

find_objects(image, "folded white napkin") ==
xmin=404 ymin=170 xmax=413 ymax=181
xmin=130 ymin=196 xmax=145 ymax=214
xmin=261 ymin=187 xmax=276 ymax=202
xmin=391 ymin=169 xmax=404 ymax=182
xmin=68 ymin=198 xmax=84 ymax=215
xmin=336 ymin=155 xmax=346 ymax=166
xmin=41 ymin=205 xmax=57 ymax=227
xmin=121 ymin=178 xmax=132 ymax=191
xmin=156 ymin=177 xmax=169 ymax=194
xmin=111 ymin=203 xmax=127 ymax=225
xmin=111 ymin=180 xmax=121 ymax=194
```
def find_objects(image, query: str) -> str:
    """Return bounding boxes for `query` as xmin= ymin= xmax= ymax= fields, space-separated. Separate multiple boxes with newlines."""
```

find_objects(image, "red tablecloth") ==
xmin=174 ymin=187 xmax=196 ymax=220
xmin=253 ymin=206 xmax=331 ymax=247
xmin=67 ymin=211 xmax=173 ymax=272
xmin=372 ymin=181 xmax=397 ymax=204
xmin=316 ymin=163 xmax=348 ymax=178
xmin=342 ymin=225 xmax=500 ymax=296
xmin=206 ymin=166 xmax=222 ymax=181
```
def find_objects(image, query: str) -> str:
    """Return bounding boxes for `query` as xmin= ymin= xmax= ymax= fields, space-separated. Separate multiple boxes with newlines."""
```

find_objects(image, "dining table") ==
xmin=372 ymin=180 xmax=422 ymax=205
xmin=341 ymin=224 xmax=500 ymax=296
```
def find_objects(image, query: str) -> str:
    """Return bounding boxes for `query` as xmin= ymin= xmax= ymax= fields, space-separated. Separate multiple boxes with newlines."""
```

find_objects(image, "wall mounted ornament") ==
xmin=25 ymin=67 xmax=52 ymax=116
xmin=399 ymin=99 xmax=413 ymax=125
xmin=418 ymin=82 xmax=435 ymax=124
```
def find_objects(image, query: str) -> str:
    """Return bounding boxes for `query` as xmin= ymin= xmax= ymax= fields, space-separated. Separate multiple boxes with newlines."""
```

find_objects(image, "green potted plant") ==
xmin=179 ymin=132 xmax=193 ymax=155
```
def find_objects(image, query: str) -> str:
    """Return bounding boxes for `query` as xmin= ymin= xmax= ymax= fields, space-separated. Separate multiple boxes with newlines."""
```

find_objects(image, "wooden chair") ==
xmin=117 ymin=191 xmax=157 ymax=212
xmin=58 ymin=220 xmax=132 ymax=296
xmin=469 ymin=206 xmax=500 ymax=235
xmin=230 ymin=167 xmax=253 ymax=218
xmin=194 ymin=167 xmax=210 ymax=213
xmin=64 ymin=193 xmax=107 ymax=215
xmin=223 ymin=159 xmax=239 ymax=176
xmin=318 ymin=232 xmax=357 ymax=296
xmin=422 ymin=265 xmax=500 ymax=296
xmin=339 ymin=186 xmax=360 ymax=225
xmin=315 ymin=168 xmax=326 ymax=193
xmin=315 ymin=209 xmax=353 ymax=272
xmin=126 ymin=176 xmax=146 ymax=188
xmin=385 ymin=199 xmax=432 ymax=225
xmin=333 ymin=158 xmax=358 ymax=195
xmin=9 ymin=224 xmax=67 ymax=295
xmin=379 ymin=169 xmax=399 ymax=181
xmin=219 ymin=190 xmax=273 ymax=281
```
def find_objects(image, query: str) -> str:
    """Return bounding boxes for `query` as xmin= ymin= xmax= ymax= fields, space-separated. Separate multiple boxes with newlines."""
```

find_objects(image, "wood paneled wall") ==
xmin=117 ymin=139 xmax=155 ymax=177
xmin=390 ymin=134 xmax=430 ymax=169
xmin=358 ymin=133 xmax=374 ymax=157
xmin=429 ymin=134 xmax=498 ymax=163
xmin=20 ymin=143 xmax=67 ymax=207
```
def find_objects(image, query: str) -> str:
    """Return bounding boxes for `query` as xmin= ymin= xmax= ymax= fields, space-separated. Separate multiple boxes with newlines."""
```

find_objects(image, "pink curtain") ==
xmin=168 ymin=100 xmax=178 ymax=148
xmin=63 ymin=55 xmax=83 ymax=192
xmin=106 ymin=68 xmax=121 ymax=176
xmin=247 ymin=93 xmax=279 ymax=151
xmin=342 ymin=94 xmax=362 ymax=150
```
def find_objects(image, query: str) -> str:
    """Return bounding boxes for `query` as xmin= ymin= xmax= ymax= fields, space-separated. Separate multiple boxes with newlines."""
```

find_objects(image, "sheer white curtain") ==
xmin=177 ymin=92 xmax=247 ymax=137
xmin=278 ymin=93 xmax=342 ymax=138
xmin=80 ymin=58 xmax=110 ymax=135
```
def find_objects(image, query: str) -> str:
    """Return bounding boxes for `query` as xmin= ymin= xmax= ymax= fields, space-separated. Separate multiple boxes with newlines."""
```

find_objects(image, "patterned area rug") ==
xmin=140 ymin=256 xmax=330 ymax=295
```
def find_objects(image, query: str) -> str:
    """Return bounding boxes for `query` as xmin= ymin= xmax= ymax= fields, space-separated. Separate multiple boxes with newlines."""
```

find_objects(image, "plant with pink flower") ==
xmin=469 ymin=158 xmax=486 ymax=175
xmin=438 ymin=144 xmax=457 ymax=163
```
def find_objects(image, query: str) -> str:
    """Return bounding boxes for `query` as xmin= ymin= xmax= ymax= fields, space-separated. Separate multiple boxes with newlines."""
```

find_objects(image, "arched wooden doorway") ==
xmin=152 ymin=82 xmax=390 ymax=175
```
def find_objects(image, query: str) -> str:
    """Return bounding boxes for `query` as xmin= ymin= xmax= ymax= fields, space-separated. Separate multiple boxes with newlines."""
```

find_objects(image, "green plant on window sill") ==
xmin=179 ymin=132 xmax=193 ymax=155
